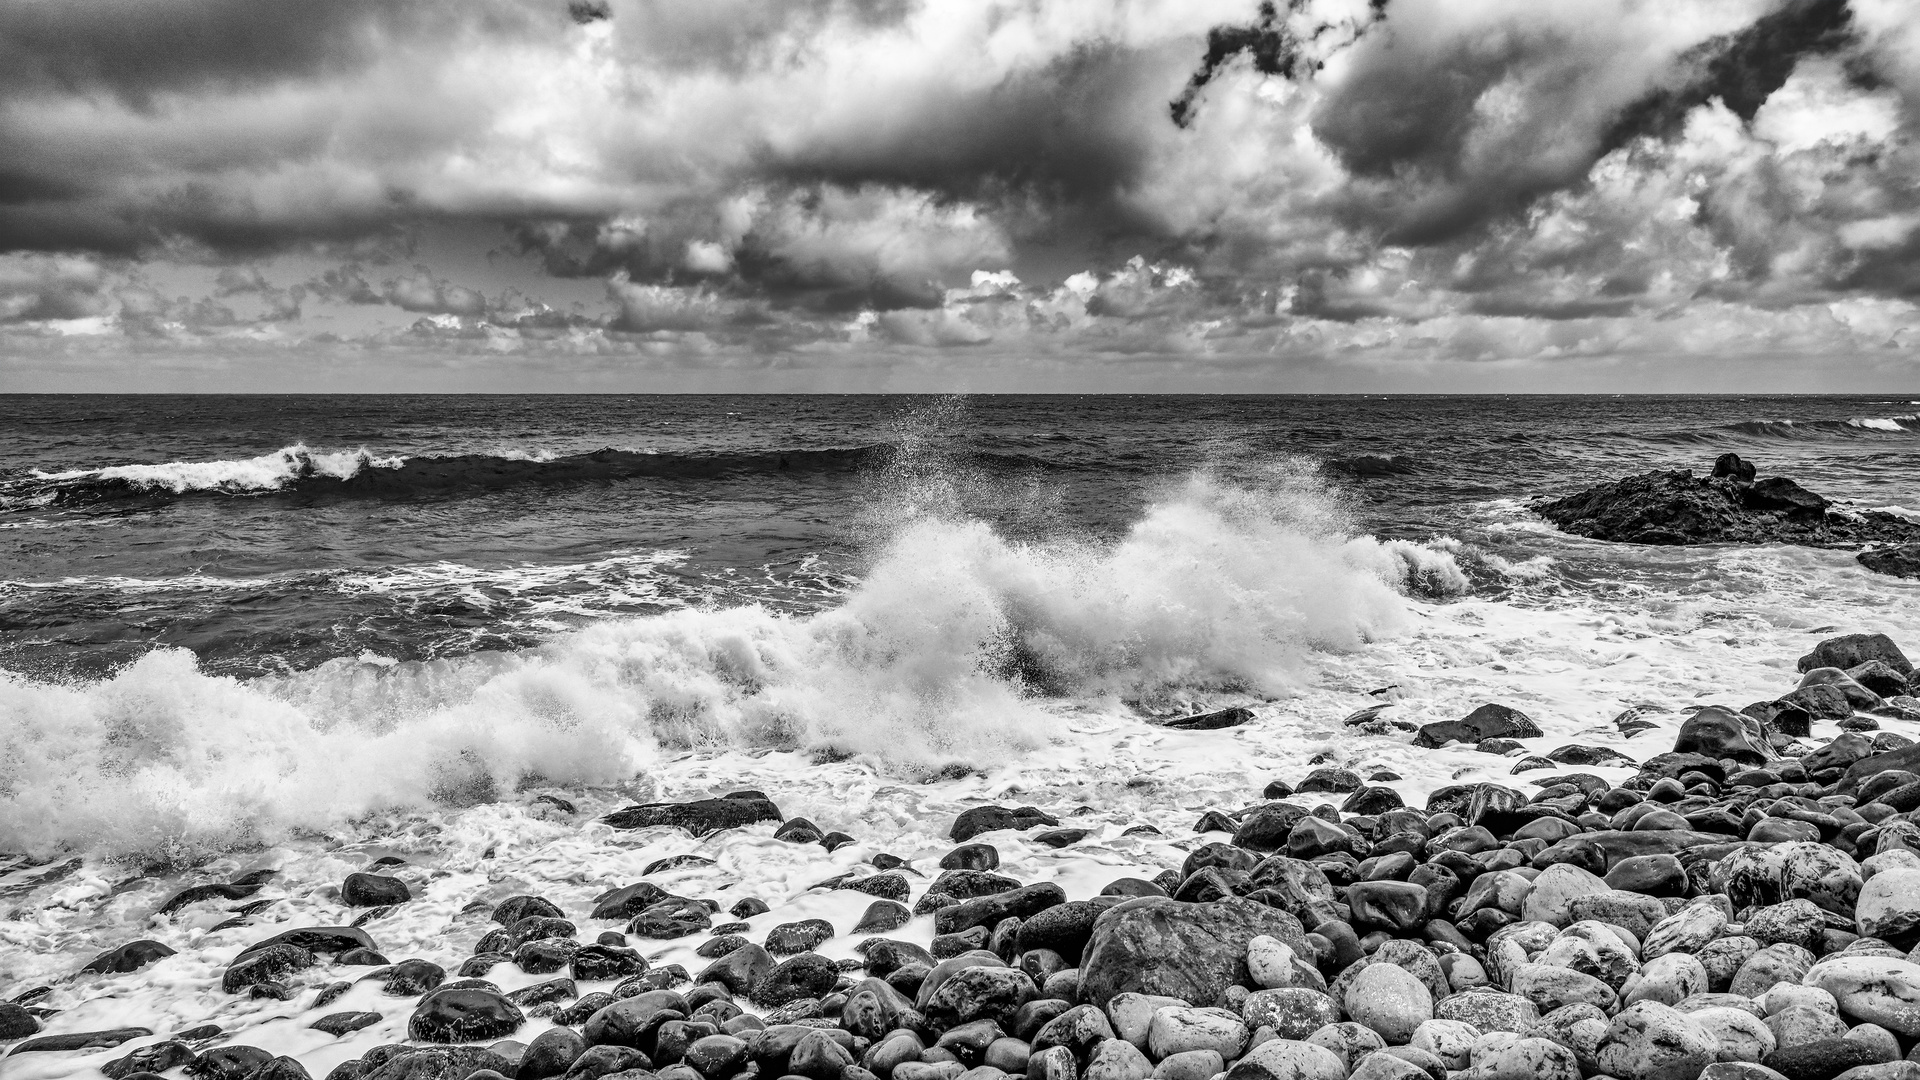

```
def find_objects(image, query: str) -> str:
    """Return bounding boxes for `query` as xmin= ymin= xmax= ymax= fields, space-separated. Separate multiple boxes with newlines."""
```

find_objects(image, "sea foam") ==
xmin=0 ymin=469 xmax=1460 ymax=862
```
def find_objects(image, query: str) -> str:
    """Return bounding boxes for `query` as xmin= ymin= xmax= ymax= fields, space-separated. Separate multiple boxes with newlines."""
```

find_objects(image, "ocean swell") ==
xmin=0 ymin=469 xmax=1462 ymax=862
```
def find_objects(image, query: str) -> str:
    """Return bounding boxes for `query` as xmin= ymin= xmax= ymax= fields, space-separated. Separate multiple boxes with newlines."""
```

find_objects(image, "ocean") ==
xmin=3 ymin=393 xmax=1920 ymax=1076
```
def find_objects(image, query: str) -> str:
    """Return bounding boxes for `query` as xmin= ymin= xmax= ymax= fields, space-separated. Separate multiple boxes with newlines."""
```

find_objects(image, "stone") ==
xmin=1433 ymin=990 xmax=1538 ymax=1034
xmin=1608 ymin=855 xmax=1690 ymax=897
xmin=1675 ymin=707 xmax=1773 ymax=764
xmin=1344 ymin=962 xmax=1434 ymax=1044
xmin=408 ymin=987 xmax=524 ymax=1042
xmin=921 ymin=965 xmax=1038 ymax=1029
xmin=1857 ymin=869 xmax=1920 ymax=940
xmin=1471 ymin=1036 xmax=1582 ymax=1080
xmin=1084 ymin=1038 xmax=1154 ymax=1080
xmin=754 ymin=953 xmax=840 ymax=1007
xmin=1304 ymin=1023 xmax=1386 ymax=1071
xmin=1688 ymin=1006 xmax=1775 ymax=1063
xmin=1346 ymin=880 xmax=1428 ymax=933
xmin=1732 ymin=945 xmax=1817 ymax=998
xmin=81 ymin=939 xmax=178 ymax=975
xmin=601 ymin=792 xmax=783 ymax=836
xmin=1623 ymin=953 xmax=1709 ymax=1008
xmin=1523 ymin=865 xmax=1610 ymax=928
xmin=1223 ymin=1039 xmax=1346 ymax=1080
xmin=1597 ymin=1001 xmax=1721 ymax=1080
xmin=1079 ymin=897 xmax=1307 ymax=1010
xmin=1510 ymin=963 xmax=1618 ymax=1013
xmin=1803 ymin=956 xmax=1920 ymax=1035
xmin=1766 ymin=1038 xmax=1894 ymax=1080
xmin=1414 ymin=705 xmax=1544 ymax=749
xmin=223 ymin=943 xmax=315 ymax=993
xmin=343 ymin=873 xmax=412 ymax=907
xmin=1802 ymin=635 xmax=1914 ymax=679
xmin=951 ymin=806 xmax=1061 ymax=843
xmin=1242 ymin=989 xmax=1341 ymax=1041
xmin=1146 ymin=1007 xmax=1249 ymax=1060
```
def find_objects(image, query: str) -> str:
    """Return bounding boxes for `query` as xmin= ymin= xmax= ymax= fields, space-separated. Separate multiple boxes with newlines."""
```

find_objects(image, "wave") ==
xmin=0 ymin=468 xmax=1464 ymax=863
xmin=1641 ymin=415 xmax=1920 ymax=445
xmin=0 ymin=442 xmax=906 ymax=510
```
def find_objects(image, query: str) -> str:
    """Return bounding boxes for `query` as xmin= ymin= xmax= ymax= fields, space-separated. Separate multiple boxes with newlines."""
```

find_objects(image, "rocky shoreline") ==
xmin=13 ymin=631 xmax=1920 ymax=1080
xmin=1533 ymin=454 xmax=1920 ymax=577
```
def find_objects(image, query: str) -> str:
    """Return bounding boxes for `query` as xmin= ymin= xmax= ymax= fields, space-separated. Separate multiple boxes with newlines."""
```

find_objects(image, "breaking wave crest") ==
xmin=0 ymin=468 xmax=1463 ymax=862
xmin=1 ymin=443 xmax=900 ymax=509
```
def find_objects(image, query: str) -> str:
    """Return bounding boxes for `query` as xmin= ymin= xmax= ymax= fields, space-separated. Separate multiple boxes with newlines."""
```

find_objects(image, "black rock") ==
xmin=933 ymin=883 xmax=1067 ymax=936
xmin=491 ymin=896 xmax=564 ymax=925
xmin=950 ymin=806 xmax=1061 ymax=843
xmin=102 ymin=1041 xmax=196 ymax=1078
xmin=1031 ymin=829 xmax=1088 ymax=848
xmin=602 ymin=792 xmax=784 ymax=836
xmin=156 ymin=870 xmax=276 ymax=916
xmin=1158 ymin=706 xmax=1253 ymax=730
xmin=643 ymin=854 xmax=719 ymax=875
xmin=342 ymin=873 xmax=412 ymax=908
xmin=572 ymin=944 xmax=648 ymax=981
xmin=338 ymin=947 xmax=389 ymax=966
xmin=1712 ymin=452 xmax=1757 ymax=482
xmin=517 ymin=1026 xmax=588 ymax=1080
xmin=361 ymin=1047 xmax=515 ymax=1080
xmin=407 ymin=987 xmax=524 ymax=1042
xmin=1764 ymin=1037 xmax=1892 ymax=1080
xmin=629 ymin=898 xmax=713 ymax=939
xmin=752 ymin=953 xmax=839 ymax=1007
xmin=1013 ymin=900 xmax=1111 ymax=965
xmin=187 ymin=1045 xmax=274 ymax=1080
xmin=1345 ymin=880 xmax=1428 ymax=932
xmin=10 ymin=1028 xmax=152 ymax=1054
xmin=1547 ymin=745 xmax=1637 ymax=767
xmin=730 ymin=897 xmax=770 ymax=919
xmin=1800 ymin=632 xmax=1914 ymax=677
xmin=853 ymin=902 xmax=911 ymax=935
xmin=766 ymin=920 xmax=834 ymax=955
xmin=223 ymin=943 xmax=316 ymax=993
xmin=1232 ymin=803 xmax=1310 ymax=852
xmin=513 ymin=939 xmax=576 ymax=975
xmin=1296 ymin=767 xmax=1361 ymax=793
xmin=81 ymin=939 xmax=177 ymax=975
xmin=941 ymin=844 xmax=1000 ymax=871
xmin=1078 ymin=896 xmax=1307 ymax=1009
xmin=1533 ymin=466 xmax=1917 ymax=548
xmin=1859 ymin=545 xmax=1920 ymax=579
xmin=592 ymin=882 xmax=672 ymax=921
xmin=1414 ymin=704 xmax=1543 ymax=748
xmin=0 ymin=1002 xmax=41 ymax=1039
xmin=310 ymin=1011 xmax=383 ymax=1037
xmin=1341 ymin=786 xmax=1403 ymax=816
xmin=236 ymin=926 xmax=375 ymax=961
xmin=382 ymin=958 xmax=447 ymax=996
xmin=698 ymin=942 xmax=776 ymax=996
xmin=775 ymin=818 xmax=824 ymax=844
xmin=836 ymin=873 xmax=910 ymax=903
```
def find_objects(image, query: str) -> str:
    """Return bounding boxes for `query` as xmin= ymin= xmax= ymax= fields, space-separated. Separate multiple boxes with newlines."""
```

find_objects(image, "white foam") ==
xmin=30 ymin=444 xmax=401 ymax=494
xmin=0 ymin=470 xmax=1450 ymax=862
xmin=1846 ymin=415 xmax=1919 ymax=432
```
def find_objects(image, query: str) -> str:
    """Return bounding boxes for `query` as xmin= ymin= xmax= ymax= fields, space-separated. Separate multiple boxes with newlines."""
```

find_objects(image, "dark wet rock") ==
xmin=1032 ymin=828 xmax=1089 ymax=848
xmin=1673 ymin=706 xmax=1772 ymax=764
xmin=102 ymin=1041 xmax=197 ymax=1078
xmin=155 ymin=870 xmax=276 ymax=916
xmin=1297 ymin=768 xmax=1362 ymax=794
xmin=1079 ymin=896 xmax=1306 ymax=1009
xmin=492 ymin=896 xmax=565 ymax=926
xmin=408 ymin=987 xmax=525 ymax=1042
xmin=506 ymin=978 xmax=577 ymax=1007
xmin=729 ymin=897 xmax=770 ymax=919
xmin=1765 ymin=1037 xmax=1894 ymax=1080
xmin=236 ymin=925 xmax=374 ymax=959
xmin=1160 ymin=706 xmax=1254 ymax=730
xmin=775 ymin=817 xmax=824 ymax=844
xmin=81 ymin=939 xmax=177 ymax=975
xmin=767 ymin=920 xmax=835 ymax=955
xmin=223 ymin=943 xmax=316 ymax=993
xmin=919 ymin=965 xmax=1037 ymax=1029
xmin=934 ymin=883 xmax=1067 ymax=936
xmin=459 ymin=954 xmax=508 ymax=977
xmin=1548 ymin=744 xmax=1638 ymax=768
xmin=338 ymin=947 xmax=389 ymax=966
xmin=361 ymin=1046 xmax=515 ymax=1080
xmin=1859 ymin=546 xmax=1920 ymax=579
xmin=1015 ymin=901 xmax=1112 ymax=965
xmin=1606 ymin=854 xmax=1689 ymax=896
xmin=1414 ymin=704 xmax=1543 ymax=748
xmin=590 ymin=883 xmax=672 ymax=921
xmin=1341 ymin=787 xmax=1404 ymax=816
xmin=1345 ymin=881 xmax=1428 ymax=933
xmin=571 ymin=945 xmax=648 ymax=981
xmin=602 ymin=792 xmax=783 ymax=836
xmin=187 ymin=1045 xmax=275 ymax=1080
xmin=518 ymin=1026 xmax=588 ymax=1080
xmin=696 ymin=935 xmax=746 ymax=959
xmin=629 ymin=898 xmax=714 ymax=939
xmin=343 ymin=873 xmax=412 ymax=908
xmin=1232 ymin=804 xmax=1311 ymax=852
xmin=941 ymin=844 xmax=1000 ymax=871
xmin=311 ymin=1012 xmax=383 ymax=1037
xmin=859 ymin=939 xmax=936 ymax=978
xmin=699 ymin=942 xmax=776 ymax=996
xmin=853 ymin=901 xmax=912 ymax=934
xmin=1784 ymin=683 xmax=1855 ymax=721
xmin=643 ymin=854 xmax=718 ymax=875
xmin=951 ymin=806 xmax=1061 ymax=842
xmin=1535 ymin=467 xmax=1919 ymax=550
xmin=10 ymin=1028 xmax=152 ymax=1054
xmin=837 ymin=873 xmax=911 ymax=903
xmin=1802 ymin=634 xmax=1914 ymax=678
xmin=0 ymin=1002 xmax=41 ymax=1039
xmin=753 ymin=953 xmax=839 ymax=1007
xmin=514 ymin=939 xmax=577 ymax=975
xmin=382 ymin=958 xmax=447 ymax=996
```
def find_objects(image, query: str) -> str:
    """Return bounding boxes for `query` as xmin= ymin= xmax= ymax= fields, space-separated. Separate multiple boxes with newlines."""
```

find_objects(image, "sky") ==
xmin=3 ymin=0 xmax=1920 ymax=392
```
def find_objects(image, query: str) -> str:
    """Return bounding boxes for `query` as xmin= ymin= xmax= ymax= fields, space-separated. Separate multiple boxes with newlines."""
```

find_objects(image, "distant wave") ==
xmin=0 ymin=442 xmax=910 ymax=509
xmin=0 ymin=468 xmax=1466 ymax=862
xmin=1641 ymin=415 xmax=1920 ymax=445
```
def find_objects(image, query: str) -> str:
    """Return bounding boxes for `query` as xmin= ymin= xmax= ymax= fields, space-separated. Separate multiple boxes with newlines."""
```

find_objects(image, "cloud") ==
xmin=0 ymin=0 xmax=1918 ymax=386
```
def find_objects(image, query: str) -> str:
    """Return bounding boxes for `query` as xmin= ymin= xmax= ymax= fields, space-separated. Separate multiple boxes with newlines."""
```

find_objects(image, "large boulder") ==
xmin=1079 ymin=897 xmax=1307 ymax=1010
xmin=1533 ymin=467 xmax=1919 ymax=555
xmin=1802 ymin=956 xmax=1920 ymax=1035
xmin=1673 ymin=707 xmax=1772 ymax=764
xmin=1800 ymin=635 xmax=1913 ymax=678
